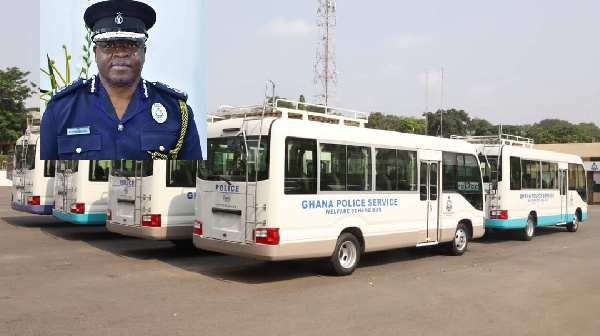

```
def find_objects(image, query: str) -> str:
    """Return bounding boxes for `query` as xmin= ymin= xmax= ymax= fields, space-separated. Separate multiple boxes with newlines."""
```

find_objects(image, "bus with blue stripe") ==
xmin=455 ymin=134 xmax=588 ymax=240
xmin=52 ymin=160 xmax=110 ymax=225
xmin=10 ymin=127 xmax=54 ymax=215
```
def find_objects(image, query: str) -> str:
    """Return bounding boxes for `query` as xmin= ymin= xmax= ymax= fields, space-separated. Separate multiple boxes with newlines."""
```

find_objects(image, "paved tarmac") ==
xmin=1 ymin=186 xmax=599 ymax=335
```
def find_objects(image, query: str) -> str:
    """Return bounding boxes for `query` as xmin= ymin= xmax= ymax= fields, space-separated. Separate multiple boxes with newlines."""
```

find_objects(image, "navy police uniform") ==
xmin=40 ymin=0 xmax=203 ymax=160
xmin=40 ymin=75 xmax=202 ymax=160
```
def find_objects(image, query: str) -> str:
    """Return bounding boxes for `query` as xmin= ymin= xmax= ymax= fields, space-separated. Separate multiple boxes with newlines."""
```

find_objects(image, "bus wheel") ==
xmin=521 ymin=215 xmax=535 ymax=241
xmin=448 ymin=223 xmax=468 ymax=256
xmin=328 ymin=233 xmax=361 ymax=276
xmin=566 ymin=213 xmax=580 ymax=232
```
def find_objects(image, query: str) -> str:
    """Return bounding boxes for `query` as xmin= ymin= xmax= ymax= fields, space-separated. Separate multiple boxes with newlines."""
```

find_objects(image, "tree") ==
xmin=424 ymin=108 xmax=470 ymax=137
xmin=366 ymin=112 xmax=426 ymax=134
xmin=298 ymin=94 xmax=306 ymax=110
xmin=467 ymin=118 xmax=496 ymax=136
xmin=0 ymin=67 xmax=35 ymax=143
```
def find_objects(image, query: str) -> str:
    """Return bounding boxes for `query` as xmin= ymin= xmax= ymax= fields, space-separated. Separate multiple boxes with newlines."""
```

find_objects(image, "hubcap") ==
xmin=338 ymin=240 xmax=357 ymax=269
xmin=572 ymin=215 xmax=579 ymax=228
xmin=526 ymin=218 xmax=534 ymax=237
xmin=454 ymin=228 xmax=467 ymax=251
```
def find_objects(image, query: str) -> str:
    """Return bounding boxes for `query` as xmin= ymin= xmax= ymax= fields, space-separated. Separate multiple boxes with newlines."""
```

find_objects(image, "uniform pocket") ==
xmin=140 ymin=132 xmax=178 ymax=152
xmin=57 ymin=134 xmax=101 ymax=154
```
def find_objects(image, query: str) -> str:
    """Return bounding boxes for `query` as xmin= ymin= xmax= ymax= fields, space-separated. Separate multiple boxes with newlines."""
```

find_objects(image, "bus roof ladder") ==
xmin=240 ymin=81 xmax=273 ymax=244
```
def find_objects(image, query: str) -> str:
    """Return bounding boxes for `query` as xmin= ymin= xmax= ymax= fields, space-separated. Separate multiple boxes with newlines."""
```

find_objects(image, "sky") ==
xmin=1 ymin=0 xmax=599 ymax=126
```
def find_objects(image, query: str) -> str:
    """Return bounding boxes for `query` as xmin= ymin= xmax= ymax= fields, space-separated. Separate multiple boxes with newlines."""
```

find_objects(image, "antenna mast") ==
xmin=313 ymin=0 xmax=337 ymax=108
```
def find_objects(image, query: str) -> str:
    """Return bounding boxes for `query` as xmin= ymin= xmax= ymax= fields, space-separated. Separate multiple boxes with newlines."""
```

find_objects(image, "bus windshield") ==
xmin=199 ymin=136 xmax=269 ymax=182
xmin=110 ymin=160 xmax=154 ymax=177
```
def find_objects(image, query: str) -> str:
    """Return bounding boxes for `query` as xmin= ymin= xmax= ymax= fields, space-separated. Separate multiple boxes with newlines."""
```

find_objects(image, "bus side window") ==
xmin=285 ymin=137 xmax=317 ymax=194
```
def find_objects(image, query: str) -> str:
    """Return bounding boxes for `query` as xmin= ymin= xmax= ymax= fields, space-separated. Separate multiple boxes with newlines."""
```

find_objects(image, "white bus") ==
xmin=10 ymin=126 xmax=55 ymax=215
xmin=193 ymin=99 xmax=485 ymax=275
xmin=106 ymin=160 xmax=198 ymax=245
xmin=453 ymin=134 xmax=588 ymax=240
xmin=53 ymin=160 xmax=110 ymax=225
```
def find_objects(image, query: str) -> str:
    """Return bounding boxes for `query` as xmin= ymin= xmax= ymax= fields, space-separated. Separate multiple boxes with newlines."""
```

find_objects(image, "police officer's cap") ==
xmin=84 ymin=0 xmax=156 ymax=42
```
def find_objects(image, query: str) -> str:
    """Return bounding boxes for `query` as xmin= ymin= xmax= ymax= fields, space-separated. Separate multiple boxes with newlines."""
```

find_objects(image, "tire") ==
xmin=328 ymin=233 xmax=361 ymax=276
xmin=520 ymin=215 xmax=535 ymax=241
xmin=566 ymin=213 xmax=580 ymax=232
xmin=448 ymin=223 xmax=469 ymax=256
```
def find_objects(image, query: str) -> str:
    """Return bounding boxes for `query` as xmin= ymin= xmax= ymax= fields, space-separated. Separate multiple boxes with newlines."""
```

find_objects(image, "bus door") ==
xmin=559 ymin=169 xmax=568 ymax=222
xmin=419 ymin=160 xmax=440 ymax=243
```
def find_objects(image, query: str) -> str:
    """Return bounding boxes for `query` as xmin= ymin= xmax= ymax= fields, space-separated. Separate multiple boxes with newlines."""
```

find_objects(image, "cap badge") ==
xmin=152 ymin=103 xmax=168 ymax=124
xmin=115 ymin=12 xmax=123 ymax=25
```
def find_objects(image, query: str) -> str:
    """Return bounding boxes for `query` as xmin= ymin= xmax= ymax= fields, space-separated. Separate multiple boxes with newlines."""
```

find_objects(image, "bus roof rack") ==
xmin=450 ymin=134 xmax=534 ymax=148
xmin=217 ymin=99 xmax=369 ymax=128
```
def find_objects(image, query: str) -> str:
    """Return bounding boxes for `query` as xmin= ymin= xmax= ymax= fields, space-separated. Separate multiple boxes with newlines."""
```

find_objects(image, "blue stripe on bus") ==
xmin=52 ymin=209 xmax=107 ymax=225
xmin=11 ymin=202 xmax=53 ymax=215
xmin=486 ymin=212 xmax=588 ymax=229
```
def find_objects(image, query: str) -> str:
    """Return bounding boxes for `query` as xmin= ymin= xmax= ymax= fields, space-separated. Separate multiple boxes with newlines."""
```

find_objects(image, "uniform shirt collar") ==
xmin=92 ymin=75 xmax=149 ymax=100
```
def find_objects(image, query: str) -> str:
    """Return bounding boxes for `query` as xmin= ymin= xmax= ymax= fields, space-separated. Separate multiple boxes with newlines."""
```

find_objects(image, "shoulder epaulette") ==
xmin=151 ymin=81 xmax=188 ymax=102
xmin=49 ymin=78 xmax=87 ymax=102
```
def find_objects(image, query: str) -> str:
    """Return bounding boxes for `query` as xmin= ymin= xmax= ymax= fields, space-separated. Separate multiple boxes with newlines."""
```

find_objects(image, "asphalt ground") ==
xmin=1 ymin=186 xmax=599 ymax=335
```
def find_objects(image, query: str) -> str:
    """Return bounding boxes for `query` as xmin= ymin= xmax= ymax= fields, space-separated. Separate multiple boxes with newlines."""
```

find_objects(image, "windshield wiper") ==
xmin=206 ymin=174 xmax=232 ymax=185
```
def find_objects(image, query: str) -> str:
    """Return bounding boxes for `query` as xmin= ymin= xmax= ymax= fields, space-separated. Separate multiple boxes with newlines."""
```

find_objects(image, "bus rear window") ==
xmin=111 ymin=160 xmax=153 ymax=177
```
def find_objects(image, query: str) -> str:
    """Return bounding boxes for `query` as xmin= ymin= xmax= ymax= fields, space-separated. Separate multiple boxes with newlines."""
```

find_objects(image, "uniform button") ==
xmin=76 ymin=148 xmax=82 ymax=153
xmin=159 ymin=146 xmax=165 ymax=151
xmin=118 ymin=125 xmax=124 ymax=131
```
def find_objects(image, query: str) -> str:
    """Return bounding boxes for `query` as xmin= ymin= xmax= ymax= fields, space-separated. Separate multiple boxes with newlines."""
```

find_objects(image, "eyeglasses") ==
xmin=95 ymin=42 xmax=145 ymax=54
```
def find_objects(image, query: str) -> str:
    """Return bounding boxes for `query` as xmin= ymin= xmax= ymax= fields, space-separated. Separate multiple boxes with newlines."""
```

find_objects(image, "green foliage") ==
xmin=0 ymin=67 xmax=34 ymax=142
xmin=423 ymin=109 xmax=470 ymax=137
xmin=40 ymin=28 xmax=93 ymax=105
xmin=366 ymin=112 xmax=426 ymax=134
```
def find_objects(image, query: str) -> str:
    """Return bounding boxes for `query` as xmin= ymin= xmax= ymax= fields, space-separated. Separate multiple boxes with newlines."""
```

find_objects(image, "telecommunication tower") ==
xmin=313 ymin=0 xmax=337 ymax=108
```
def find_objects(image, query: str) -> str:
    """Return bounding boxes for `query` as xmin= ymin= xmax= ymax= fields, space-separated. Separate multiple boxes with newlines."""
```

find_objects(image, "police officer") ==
xmin=40 ymin=0 xmax=203 ymax=160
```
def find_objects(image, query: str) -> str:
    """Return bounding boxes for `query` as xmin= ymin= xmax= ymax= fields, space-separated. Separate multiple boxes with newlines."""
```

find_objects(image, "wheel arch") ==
xmin=340 ymin=227 xmax=365 ymax=252
xmin=458 ymin=219 xmax=473 ymax=239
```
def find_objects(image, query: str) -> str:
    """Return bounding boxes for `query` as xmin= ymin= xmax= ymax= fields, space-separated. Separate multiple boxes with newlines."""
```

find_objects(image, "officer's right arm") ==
xmin=40 ymin=106 xmax=59 ymax=160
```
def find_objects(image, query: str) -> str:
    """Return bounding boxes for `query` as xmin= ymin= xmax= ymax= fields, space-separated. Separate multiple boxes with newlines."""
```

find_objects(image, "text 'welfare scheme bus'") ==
xmin=193 ymin=97 xmax=485 ymax=275
xmin=52 ymin=160 xmax=109 ymax=225
xmin=10 ymin=126 xmax=54 ymax=215
xmin=106 ymin=160 xmax=198 ymax=245
xmin=453 ymin=134 xmax=587 ymax=240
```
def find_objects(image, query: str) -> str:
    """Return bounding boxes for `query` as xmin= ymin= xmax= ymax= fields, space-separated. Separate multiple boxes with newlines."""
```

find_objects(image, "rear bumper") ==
xmin=486 ymin=212 xmax=588 ymax=229
xmin=193 ymin=235 xmax=335 ymax=261
xmin=106 ymin=221 xmax=192 ymax=240
xmin=11 ymin=202 xmax=53 ymax=215
xmin=53 ymin=209 xmax=107 ymax=225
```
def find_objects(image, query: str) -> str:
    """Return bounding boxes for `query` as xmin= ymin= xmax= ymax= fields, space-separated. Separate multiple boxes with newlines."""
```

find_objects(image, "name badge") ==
xmin=67 ymin=126 xmax=91 ymax=135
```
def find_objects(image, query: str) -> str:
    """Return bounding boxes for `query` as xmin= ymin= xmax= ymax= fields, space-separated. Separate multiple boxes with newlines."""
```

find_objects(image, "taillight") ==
xmin=193 ymin=220 xmax=202 ymax=235
xmin=27 ymin=196 xmax=40 ymax=205
xmin=53 ymin=200 xmax=55 ymax=208
xmin=142 ymin=214 xmax=161 ymax=227
xmin=254 ymin=228 xmax=280 ymax=245
xmin=70 ymin=203 xmax=85 ymax=214
xmin=490 ymin=209 xmax=508 ymax=220
xmin=107 ymin=209 xmax=112 ymax=221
